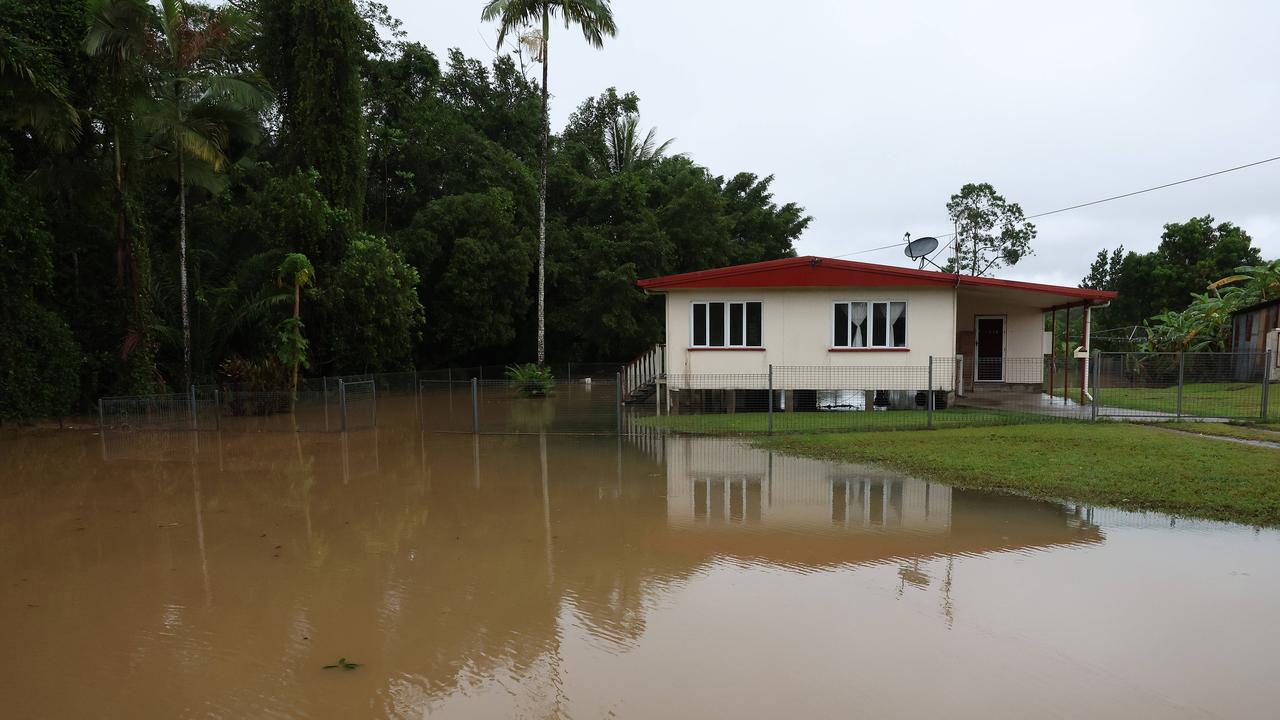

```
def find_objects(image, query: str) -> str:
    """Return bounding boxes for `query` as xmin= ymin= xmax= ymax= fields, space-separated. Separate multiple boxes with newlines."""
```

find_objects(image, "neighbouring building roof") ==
xmin=1230 ymin=296 xmax=1280 ymax=317
xmin=637 ymin=255 xmax=1118 ymax=303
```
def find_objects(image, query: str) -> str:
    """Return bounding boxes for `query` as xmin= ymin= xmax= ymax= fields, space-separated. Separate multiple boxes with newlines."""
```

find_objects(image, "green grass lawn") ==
xmin=1052 ymin=382 xmax=1279 ymax=420
xmin=758 ymin=423 xmax=1280 ymax=527
xmin=1161 ymin=422 xmax=1280 ymax=445
xmin=636 ymin=407 xmax=1056 ymax=434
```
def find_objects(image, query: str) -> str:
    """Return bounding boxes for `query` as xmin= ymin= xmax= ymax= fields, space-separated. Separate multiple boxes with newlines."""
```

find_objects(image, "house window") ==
xmin=691 ymin=301 xmax=762 ymax=347
xmin=833 ymin=301 xmax=906 ymax=348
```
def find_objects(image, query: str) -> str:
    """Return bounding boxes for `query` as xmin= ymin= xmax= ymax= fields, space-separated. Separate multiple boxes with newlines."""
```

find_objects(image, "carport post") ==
xmin=1262 ymin=351 xmax=1272 ymax=420
xmin=1176 ymin=352 xmax=1185 ymax=419
xmin=767 ymin=365 xmax=774 ymax=435
xmin=927 ymin=357 xmax=934 ymax=429
xmin=471 ymin=378 xmax=479 ymax=434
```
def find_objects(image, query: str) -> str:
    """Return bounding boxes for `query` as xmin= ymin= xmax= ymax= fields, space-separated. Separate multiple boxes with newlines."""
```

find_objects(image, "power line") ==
xmin=833 ymin=153 xmax=1280 ymax=260
xmin=1023 ymin=154 xmax=1280 ymax=221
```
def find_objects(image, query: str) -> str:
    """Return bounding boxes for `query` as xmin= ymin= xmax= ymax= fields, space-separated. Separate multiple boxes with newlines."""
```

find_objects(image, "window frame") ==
xmin=690 ymin=300 xmax=764 ymax=349
xmin=831 ymin=298 xmax=909 ymax=350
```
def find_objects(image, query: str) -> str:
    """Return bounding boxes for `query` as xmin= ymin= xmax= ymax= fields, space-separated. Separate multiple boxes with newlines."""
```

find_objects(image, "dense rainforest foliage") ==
xmin=1080 ymin=216 xmax=1279 ymax=351
xmin=0 ymin=0 xmax=808 ymax=419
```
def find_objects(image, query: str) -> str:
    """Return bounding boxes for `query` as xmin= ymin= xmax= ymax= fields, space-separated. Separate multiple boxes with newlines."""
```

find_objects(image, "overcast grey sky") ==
xmin=387 ymin=0 xmax=1279 ymax=286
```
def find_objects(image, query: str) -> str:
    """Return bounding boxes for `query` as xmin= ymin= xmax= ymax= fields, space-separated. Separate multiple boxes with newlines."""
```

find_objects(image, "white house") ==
xmin=631 ymin=256 xmax=1116 ymax=410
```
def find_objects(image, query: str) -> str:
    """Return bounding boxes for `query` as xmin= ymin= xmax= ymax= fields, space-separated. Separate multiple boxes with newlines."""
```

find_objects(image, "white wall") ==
xmin=663 ymin=286 xmax=957 ymax=390
xmin=954 ymin=292 xmax=1046 ymax=384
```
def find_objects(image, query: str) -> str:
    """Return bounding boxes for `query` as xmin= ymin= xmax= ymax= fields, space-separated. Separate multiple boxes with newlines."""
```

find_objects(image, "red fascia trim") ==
xmin=828 ymin=347 xmax=910 ymax=352
xmin=637 ymin=255 xmax=1118 ymax=302
xmin=687 ymin=347 xmax=766 ymax=352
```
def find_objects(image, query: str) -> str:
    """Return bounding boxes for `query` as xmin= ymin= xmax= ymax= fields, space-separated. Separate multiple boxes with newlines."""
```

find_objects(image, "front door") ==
xmin=976 ymin=316 xmax=1005 ymax=382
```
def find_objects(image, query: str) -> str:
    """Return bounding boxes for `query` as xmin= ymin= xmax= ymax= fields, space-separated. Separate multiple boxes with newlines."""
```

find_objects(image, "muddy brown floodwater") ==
xmin=2 ymin=398 xmax=1279 ymax=719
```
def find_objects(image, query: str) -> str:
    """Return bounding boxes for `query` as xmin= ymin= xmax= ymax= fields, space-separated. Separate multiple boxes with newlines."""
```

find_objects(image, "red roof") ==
xmin=637 ymin=256 xmax=1117 ymax=302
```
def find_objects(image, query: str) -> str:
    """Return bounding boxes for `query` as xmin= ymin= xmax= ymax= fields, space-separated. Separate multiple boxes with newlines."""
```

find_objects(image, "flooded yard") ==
xmin=3 ymin=399 xmax=1279 ymax=718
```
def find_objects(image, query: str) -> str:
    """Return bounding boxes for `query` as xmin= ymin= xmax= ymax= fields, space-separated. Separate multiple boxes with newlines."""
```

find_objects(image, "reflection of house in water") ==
xmin=668 ymin=436 xmax=950 ymax=533
xmin=660 ymin=436 xmax=1100 ymax=568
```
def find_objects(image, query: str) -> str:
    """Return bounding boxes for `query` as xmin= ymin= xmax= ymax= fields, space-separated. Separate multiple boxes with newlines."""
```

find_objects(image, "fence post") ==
xmin=339 ymin=379 xmax=348 ymax=432
xmin=1091 ymin=350 xmax=1100 ymax=421
xmin=956 ymin=354 xmax=965 ymax=397
xmin=189 ymin=384 xmax=198 ymax=431
xmin=323 ymin=376 xmax=330 ymax=432
xmin=1176 ymin=352 xmax=1185 ymax=419
xmin=371 ymin=382 xmax=378 ymax=428
xmin=1262 ymin=350 xmax=1272 ymax=421
xmin=214 ymin=388 xmax=221 ymax=431
xmin=616 ymin=371 xmax=623 ymax=435
xmin=927 ymin=357 xmax=934 ymax=429
xmin=98 ymin=398 xmax=105 ymax=432
xmin=337 ymin=379 xmax=348 ymax=427
xmin=471 ymin=377 xmax=479 ymax=434
xmin=767 ymin=364 xmax=774 ymax=435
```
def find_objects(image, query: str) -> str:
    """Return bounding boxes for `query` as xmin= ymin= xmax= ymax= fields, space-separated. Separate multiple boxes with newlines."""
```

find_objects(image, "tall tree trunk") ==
xmin=114 ymin=128 xmax=128 ymax=286
xmin=178 ymin=137 xmax=192 ymax=388
xmin=114 ymin=127 xmax=144 ymax=359
xmin=971 ymin=226 xmax=978 ymax=276
xmin=536 ymin=6 xmax=549 ymax=366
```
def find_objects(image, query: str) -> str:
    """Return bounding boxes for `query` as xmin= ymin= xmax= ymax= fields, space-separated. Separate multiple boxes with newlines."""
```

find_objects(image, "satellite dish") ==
xmin=904 ymin=236 xmax=939 ymax=259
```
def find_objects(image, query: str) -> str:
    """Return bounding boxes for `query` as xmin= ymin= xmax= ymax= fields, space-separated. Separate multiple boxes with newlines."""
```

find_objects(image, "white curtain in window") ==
xmin=850 ymin=302 xmax=867 ymax=347
xmin=888 ymin=302 xmax=906 ymax=346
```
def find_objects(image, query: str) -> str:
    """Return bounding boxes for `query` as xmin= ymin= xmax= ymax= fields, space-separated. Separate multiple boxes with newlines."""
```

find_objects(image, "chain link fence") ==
xmin=1091 ymin=351 xmax=1276 ymax=420
xmin=95 ymin=364 xmax=627 ymax=435
xmin=96 ymin=353 xmax=1277 ymax=437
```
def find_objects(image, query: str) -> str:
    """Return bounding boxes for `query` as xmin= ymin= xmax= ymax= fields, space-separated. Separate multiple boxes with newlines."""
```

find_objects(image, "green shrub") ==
xmin=505 ymin=363 xmax=554 ymax=397
xmin=0 ymin=301 xmax=81 ymax=422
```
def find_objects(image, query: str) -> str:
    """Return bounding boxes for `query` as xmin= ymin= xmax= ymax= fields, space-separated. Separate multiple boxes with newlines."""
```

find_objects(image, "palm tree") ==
xmin=84 ymin=0 xmax=156 ymax=368
xmin=0 ymin=31 xmax=81 ymax=148
xmin=598 ymin=113 xmax=675 ymax=175
xmin=481 ymin=0 xmax=617 ymax=365
xmin=277 ymin=253 xmax=316 ymax=394
xmin=90 ymin=0 xmax=268 ymax=387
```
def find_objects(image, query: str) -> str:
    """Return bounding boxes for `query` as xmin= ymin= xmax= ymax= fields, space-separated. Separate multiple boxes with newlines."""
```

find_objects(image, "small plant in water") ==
xmin=505 ymin=363 xmax=554 ymax=397
xmin=323 ymin=657 xmax=361 ymax=671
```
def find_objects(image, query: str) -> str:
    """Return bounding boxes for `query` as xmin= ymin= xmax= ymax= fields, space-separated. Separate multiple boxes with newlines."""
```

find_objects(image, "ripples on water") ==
xmin=2 ymin=398 xmax=1278 ymax=718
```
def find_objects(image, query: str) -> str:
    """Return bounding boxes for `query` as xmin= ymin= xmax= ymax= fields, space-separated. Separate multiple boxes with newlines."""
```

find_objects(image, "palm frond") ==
xmin=559 ymin=0 xmax=617 ymax=48
xmin=199 ymin=74 xmax=271 ymax=112
xmin=481 ymin=0 xmax=545 ymax=50
xmin=1 ymin=30 xmax=82 ymax=147
xmin=83 ymin=0 xmax=159 ymax=63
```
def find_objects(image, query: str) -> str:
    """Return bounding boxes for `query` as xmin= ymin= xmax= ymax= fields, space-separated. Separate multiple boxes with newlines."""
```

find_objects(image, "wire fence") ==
xmin=95 ymin=364 xmax=621 ymax=434
xmin=1088 ymin=351 xmax=1276 ymax=420
xmin=652 ymin=358 xmax=1084 ymax=434
xmin=415 ymin=363 xmax=623 ymax=383
xmin=417 ymin=377 xmax=626 ymax=435
xmin=338 ymin=379 xmax=377 ymax=431
xmin=96 ymin=353 xmax=1277 ymax=437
